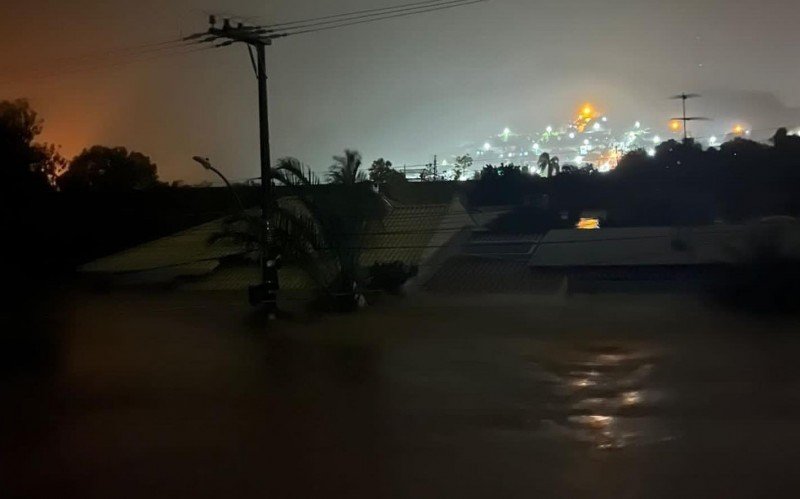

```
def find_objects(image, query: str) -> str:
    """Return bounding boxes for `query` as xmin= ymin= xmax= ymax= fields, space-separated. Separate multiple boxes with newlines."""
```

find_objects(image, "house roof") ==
xmin=424 ymin=255 xmax=564 ymax=294
xmin=79 ymin=218 xmax=242 ymax=274
xmin=527 ymin=225 xmax=750 ymax=267
xmin=80 ymin=197 xmax=473 ymax=291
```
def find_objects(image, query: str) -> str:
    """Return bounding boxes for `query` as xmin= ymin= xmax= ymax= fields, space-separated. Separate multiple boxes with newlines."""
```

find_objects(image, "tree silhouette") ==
xmin=451 ymin=154 xmax=473 ymax=181
xmin=537 ymin=152 xmax=560 ymax=177
xmin=58 ymin=146 xmax=159 ymax=192
xmin=0 ymin=98 xmax=64 ymax=193
xmin=328 ymin=149 xmax=367 ymax=185
xmin=214 ymin=152 xmax=385 ymax=309
xmin=368 ymin=157 xmax=405 ymax=184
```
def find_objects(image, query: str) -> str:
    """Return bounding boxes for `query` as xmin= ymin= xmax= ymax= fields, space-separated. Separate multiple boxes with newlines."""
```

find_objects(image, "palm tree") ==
xmin=211 ymin=152 xmax=384 ymax=310
xmin=328 ymin=149 xmax=367 ymax=185
xmin=548 ymin=156 xmax=560 ymax=177
xmin=537 ymin=152 xmax=560 ymax=178
xmin=537 ymin=152 xmax=551 ymax=176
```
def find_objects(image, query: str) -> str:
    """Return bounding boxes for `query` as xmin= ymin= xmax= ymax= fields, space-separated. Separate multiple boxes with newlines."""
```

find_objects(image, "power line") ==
xmin=271 ymin=0 xmax=485 ymax=38
xmin=253 ymin=0 xmax=463 ymax=27
xmin=260 ymin=0 xmax=479 ymax=34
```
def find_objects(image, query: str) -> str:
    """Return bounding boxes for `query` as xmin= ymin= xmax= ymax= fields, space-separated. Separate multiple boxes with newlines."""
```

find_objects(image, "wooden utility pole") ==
xmin=208 ymin=16 xmax=284 ymax=309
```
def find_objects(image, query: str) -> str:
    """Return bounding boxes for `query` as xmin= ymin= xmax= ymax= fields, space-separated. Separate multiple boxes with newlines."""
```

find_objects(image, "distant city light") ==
xmin=483 ymin=142 xmax=491 ymax=151
xmin=574 ymin=155 xmax=584 ymax=163
xmin=503 ymin=127 xmax=510 ymax=135
xmin=601 ymin=116 xmax=608 ymax=122
xmin=593 ymin=123 xmax=601 ymax=131
xmin=583 ymin=139 xmax=590 ymax=145
xmin=733 ymin=124 xmax=744 ymax=134
xmin=546 ymin=126 xmax=553 ymax=133
xmin=635 ymin=121 xmax=641 ymax=128
xmin=709 ymin=136 xmax=718 ymax=145
xmin=653 ymin=135 xmax=661 ymax=144
xmin=533 ymin=143 xmax=540 ymax=150
xmin=745 ymin=129 xmax=751 ymax=136
xmin=670 ymin=121 xmax=681 ymax=131
xmin=569 ymin=132 xmax=576 ymax=139
xmin=647 ymin=148 xmax=656 ymax=157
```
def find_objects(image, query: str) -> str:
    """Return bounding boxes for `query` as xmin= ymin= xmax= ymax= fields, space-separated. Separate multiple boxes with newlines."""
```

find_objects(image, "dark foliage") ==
xmin=469 ymin=163 xmax=531 ymax=205
xmin=487 ymin=205 xmax=576 ymax=234
xmin=59 ymin=145 xmax=160 ymax=192
xmin=368 ymin=261 xmax=418 ymax=293
xmin=368 ymin=157 xmax=406 ymax=184
xmin=468 ymin=131 xmax=800 ymax=231
xmin=714 ymin=222 xmax=800 ymax=314
xmin=0 ymin=98 xmax=64 ymax=194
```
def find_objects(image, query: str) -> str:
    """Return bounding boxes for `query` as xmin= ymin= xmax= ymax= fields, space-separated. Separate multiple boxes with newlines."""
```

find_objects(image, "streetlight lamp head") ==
xmin=192 ymin=156 xmax=213 ymax=170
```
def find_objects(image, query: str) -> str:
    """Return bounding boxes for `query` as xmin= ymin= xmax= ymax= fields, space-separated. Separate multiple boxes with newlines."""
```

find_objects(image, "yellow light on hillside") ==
xmin=733 ymin=124 xmax=744 ymax=134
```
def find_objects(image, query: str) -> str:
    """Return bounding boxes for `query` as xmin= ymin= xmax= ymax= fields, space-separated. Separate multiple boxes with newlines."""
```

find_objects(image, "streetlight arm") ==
xmin=192 ymin=156 xmax=246 ymax=213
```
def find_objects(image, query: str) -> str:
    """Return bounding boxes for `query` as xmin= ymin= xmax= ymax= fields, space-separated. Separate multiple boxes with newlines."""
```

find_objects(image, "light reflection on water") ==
xmin=533 ymin=345 xmax=673 ymax=450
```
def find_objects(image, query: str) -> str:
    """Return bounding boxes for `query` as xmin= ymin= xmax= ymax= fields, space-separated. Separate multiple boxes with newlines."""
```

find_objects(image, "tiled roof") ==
xmin=359 ymin=204 xmax=450 ymax=266
xmin=80 ymin=197 xmax=474 ymax=291
xmin=79 ymin=218 xmax=242 ymax=273
xmin=359 ymin=200 xmax=474 ymax=266
xmin=424 ymin=255 xmax=564 ymax=294
xmin=528 ymin=225 xmax=750 ymax=267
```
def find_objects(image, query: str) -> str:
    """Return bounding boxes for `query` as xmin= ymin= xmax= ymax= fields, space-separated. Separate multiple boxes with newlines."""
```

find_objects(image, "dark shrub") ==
xmin=368 ymin=261 xmax=418 ymax=294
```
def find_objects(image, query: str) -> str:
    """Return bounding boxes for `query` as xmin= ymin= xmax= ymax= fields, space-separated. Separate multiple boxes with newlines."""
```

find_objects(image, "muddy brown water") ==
xmin=3 ymin=290 xmax=800 ymax=498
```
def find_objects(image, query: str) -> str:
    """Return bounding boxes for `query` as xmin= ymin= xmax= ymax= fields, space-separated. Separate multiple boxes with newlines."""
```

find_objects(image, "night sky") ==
xmin=2 ymin=0 xmax=798 ymax=183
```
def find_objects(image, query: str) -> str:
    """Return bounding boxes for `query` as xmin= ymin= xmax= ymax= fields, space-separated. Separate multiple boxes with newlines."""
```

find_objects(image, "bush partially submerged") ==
xmin=368 ymin=261 xmax=418 ymax=294
xmin=716 ymin=221 xmax=800 ymax=314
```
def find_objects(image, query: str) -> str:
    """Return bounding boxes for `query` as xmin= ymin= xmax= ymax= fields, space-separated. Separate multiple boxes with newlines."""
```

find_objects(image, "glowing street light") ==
xmin=733 ymin=124 xmax=744 ymax=135
xmin=647 ymin=148 xmax=656 ymax=157
xmin=653 ymin=135 xmax=661 ymax=144
xmin=568 ymin=132 xmax=576 ymax=139
xmin=546 ymin=125 xmax=553 ymax=133
xmin=670 ymin=120 xmax=681 ymax=132
xmin=483 ymin=142 xmax=491 ymax=151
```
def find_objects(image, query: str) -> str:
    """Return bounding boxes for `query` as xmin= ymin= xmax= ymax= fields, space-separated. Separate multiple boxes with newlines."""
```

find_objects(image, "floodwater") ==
xmin=4 ymin=290 xmax=800 ymax=497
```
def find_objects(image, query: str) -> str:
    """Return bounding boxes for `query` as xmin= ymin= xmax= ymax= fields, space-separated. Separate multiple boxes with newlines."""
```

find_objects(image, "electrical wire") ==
xmin=270 ymin=0 xmax=485 ymax=38
xmin=252 ymin=0 xmax=466 ymax=27
xmin=259 ymin=0 xmax=479 ymax=34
